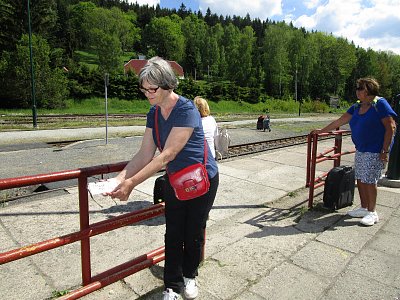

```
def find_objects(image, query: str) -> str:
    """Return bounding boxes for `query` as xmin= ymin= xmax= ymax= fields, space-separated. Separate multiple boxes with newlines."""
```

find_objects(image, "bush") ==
xmin=301 ymin=99 xmax=329 ymax=113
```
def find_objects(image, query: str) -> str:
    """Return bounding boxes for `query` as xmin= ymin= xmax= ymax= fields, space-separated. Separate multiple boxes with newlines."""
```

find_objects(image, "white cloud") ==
xmin=294 ymin=14 xmax=316 ymax=28
xmin=295 ymin=0 xmax=361 ymax=33
xmin=303 ymin=0 xmax=321 ymax=9
xmin=198 ymin=0 xmax=282 ymax=20
xmin=293 ymin=0 xmax=400 ymax=54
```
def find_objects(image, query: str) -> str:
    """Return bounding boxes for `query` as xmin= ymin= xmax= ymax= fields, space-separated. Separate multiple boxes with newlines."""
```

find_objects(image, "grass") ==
xmin=0 ymin=98 xmax=268 ymax=115
xmin=51 ymin=290 xmax=69 ymax=298
xmin=296 ymin=206 xmax=310 ymax=221
xmin=0 ymin=98 xmax=346 ymax=130
xmin=209 ymin=99 xmax=303 ymax=115
xmin=74 ymin=50 xmax=99 ymax=71
xmin=0 ymin=195 xmax=7 ymax=208
xmin=64 ymin=98 xmax=152 ymax=114
xmin=274 ymin=121 xmax=340 ymax=133
xmin=0 ymin=98 xmax=151 ymax=115
xmin=74 ymin=50 xmax=136 ymax=71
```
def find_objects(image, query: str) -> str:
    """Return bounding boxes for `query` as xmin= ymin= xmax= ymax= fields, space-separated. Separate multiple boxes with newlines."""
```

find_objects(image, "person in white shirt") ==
xmin=194 ymin=96 xmax=218 ymax=158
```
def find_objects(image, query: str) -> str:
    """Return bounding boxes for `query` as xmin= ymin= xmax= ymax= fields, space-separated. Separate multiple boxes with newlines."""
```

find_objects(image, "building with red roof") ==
xmin=124 ymin=58 xmax=184 ymax=78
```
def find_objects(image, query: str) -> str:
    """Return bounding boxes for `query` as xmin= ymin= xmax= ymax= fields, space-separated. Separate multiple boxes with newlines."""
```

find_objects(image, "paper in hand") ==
xmin=87 ymin=178 xmax=119 ymax=195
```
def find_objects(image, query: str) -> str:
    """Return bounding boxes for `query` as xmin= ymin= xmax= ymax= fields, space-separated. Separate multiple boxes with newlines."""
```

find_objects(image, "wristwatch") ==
xmin=381 ymin=149 xmax=389 ymax=154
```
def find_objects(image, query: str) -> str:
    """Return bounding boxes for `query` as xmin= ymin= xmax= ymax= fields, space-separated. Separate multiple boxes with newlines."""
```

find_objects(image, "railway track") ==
xmin=1 ymin=134 xmax=341 ymax=203
xmin=224 ymin=134 xmax=311 ymax=159
xmin=0 ymin=114 xmax=255 ymax=126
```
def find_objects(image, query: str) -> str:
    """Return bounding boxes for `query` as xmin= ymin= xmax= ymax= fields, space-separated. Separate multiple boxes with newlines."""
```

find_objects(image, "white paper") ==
xmin=88 ymin=178 xmax=119 ymax=195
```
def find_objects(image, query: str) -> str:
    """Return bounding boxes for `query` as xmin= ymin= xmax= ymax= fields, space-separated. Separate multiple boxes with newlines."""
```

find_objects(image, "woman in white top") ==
xmin=194 ymin=96 xmax=218 ymax=158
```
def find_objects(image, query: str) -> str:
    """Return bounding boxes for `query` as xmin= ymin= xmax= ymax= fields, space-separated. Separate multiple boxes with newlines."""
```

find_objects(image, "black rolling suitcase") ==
xmin=257 ymin=116 xmax=264 ymax=130
xmin=323 ymin=165 xmax=355 ymax=210
xmin=153 ymin=173 xmax=167 ymax=204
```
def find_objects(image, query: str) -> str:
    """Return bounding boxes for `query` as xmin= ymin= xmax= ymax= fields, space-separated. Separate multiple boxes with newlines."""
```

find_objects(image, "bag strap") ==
xmin=154 ymin=105 xmax=162 ymax=152
xmin=154 ymin=105 xmax=208 ymax=166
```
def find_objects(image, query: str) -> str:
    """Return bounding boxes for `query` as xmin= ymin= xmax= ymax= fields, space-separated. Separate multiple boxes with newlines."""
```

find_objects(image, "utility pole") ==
xmin=295 ymin=62 xmax=298 ymax=102
xmin=279 ymin=58 xmax=282 ymax=98
xmin=104 ymin=73 xmax=109 ymax=144
xmin=27 ymin=0 xmax=37 ymax=128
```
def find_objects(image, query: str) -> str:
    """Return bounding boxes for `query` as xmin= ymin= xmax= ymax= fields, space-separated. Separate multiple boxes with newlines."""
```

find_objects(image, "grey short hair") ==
xmin=139 ymin=56 xmax=178 ymax=90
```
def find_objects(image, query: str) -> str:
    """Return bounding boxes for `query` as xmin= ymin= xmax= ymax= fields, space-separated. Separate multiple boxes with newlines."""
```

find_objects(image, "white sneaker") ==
xmin=162 ymin=288 xmax=180 ymax=300
xmin=360 ymin=211 xmax=379 ymax=226
xmin=347 ymin=207 xmax=368 ymax=218
xmin=184 ymin=277 xmax=198 ymax=299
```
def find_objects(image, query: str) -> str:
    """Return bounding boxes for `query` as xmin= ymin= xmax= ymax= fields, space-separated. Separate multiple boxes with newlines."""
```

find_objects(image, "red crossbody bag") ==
xmin=155 ymin=106 xmax=210 ymax=201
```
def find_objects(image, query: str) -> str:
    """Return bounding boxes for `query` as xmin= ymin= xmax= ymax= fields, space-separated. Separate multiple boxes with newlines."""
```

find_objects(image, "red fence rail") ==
xmin=306 ymin=130 xmax=355 ymax=208
xmin=0 ymin=161 xmax=166 ymax=299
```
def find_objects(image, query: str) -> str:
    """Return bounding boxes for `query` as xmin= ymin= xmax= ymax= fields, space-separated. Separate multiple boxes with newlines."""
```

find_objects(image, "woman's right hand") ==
xmin=107 ymin=179 xmax=134 ymax=202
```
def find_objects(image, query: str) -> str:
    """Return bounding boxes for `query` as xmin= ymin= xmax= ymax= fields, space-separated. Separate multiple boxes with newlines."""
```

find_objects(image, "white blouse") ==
xmin=201 ymin=115 xmax=218 ymax=158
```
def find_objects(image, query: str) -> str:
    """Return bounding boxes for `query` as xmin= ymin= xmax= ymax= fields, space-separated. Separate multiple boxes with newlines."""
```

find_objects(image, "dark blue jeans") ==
xmin=163 ymin=172 xmax=219 ymax=293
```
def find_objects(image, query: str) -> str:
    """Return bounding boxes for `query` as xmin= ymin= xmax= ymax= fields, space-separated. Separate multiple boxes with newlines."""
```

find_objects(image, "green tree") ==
xmin=142 ymin=14 xmax=185 ymax=62
xmin=374 ymin=51 xmax=399 ymax=99
xmin=287 ymin=29 xmax=314 ymax=101
xmin=204 ymin=23 xmax=224 ymax=78
xmin=236 ymin=26 xmax=256 ymax=86
xmin=262 ymin=23 xmax=291 ymax=97
xmin=308 ymin=32 xmax=339 ymax=100
xmin=181 ymin=14 xmax=207 ymax=78
xmin=74 ymin=5 xmax=140 ymax=73
xmin=330 ymin=38 xmax=357 ymax=97
xmin=91 ymin=28 xmax=122 ymax=73
xmin=67 ymin=1 xmax=97 ymax=51
xmin=222 ymin=23 xmax=241 ymax=82
xmin=0 ymin=0 xmax=57 ymax=55
xmin=385 ymin=52 xmax=400 ymax=98
xmin=0 ymin=34 xmax=68 ymax=108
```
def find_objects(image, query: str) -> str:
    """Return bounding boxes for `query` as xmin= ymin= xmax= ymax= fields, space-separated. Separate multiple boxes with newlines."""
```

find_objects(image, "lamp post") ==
xmin=27 ymin=0 xmax=37 ymax=128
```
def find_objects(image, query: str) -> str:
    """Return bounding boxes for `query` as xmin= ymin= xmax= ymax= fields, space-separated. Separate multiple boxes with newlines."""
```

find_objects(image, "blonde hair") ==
xmin=194 ymin=96 xmax=210 ymax=117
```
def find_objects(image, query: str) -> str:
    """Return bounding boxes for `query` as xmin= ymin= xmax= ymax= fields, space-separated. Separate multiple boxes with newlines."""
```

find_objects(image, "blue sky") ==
xmin=131 ymin=0 xmax=400 ymax=55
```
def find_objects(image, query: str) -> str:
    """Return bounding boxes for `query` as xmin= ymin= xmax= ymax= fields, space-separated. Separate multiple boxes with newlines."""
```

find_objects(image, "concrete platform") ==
xmin=0 ymin=128 xmax=399 ymax=300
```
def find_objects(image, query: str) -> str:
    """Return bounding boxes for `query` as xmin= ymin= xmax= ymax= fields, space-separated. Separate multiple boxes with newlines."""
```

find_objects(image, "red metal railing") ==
xmin=0 ymin=161 xmax=166 ymax=299
xmin=306 ymin=130 xmax=355 ymax=208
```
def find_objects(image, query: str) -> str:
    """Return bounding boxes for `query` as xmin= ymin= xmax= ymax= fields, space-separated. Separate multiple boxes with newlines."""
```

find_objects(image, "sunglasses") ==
xmin=356 ymin=86 xmax=364 ymax=91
